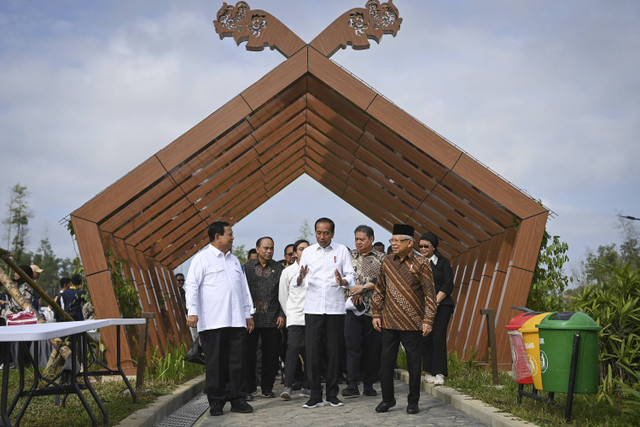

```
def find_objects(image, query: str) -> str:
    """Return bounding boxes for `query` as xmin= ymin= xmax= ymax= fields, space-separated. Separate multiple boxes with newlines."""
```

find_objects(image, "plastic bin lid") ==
xmin=518 ymin=312 xmax=551 ymax=333
xmin=506 ymin=311 xmax=540 ymax=330
xmin=536 ymin=311 xmax=601 ymax=331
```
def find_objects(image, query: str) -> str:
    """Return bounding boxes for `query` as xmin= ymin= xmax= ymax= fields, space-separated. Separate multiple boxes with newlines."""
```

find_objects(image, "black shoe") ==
xmin=262 ymin=391 xmax=275 ymax=398
xmin=230 ymin=400 xmax=253 ymax=413
xmin=303 ymin=398 xmax=325 ymax=408
xmin=363 ymin=387 xmax=377 ymax=397
xmin=291 ymin=381 xmax=302 ymax=391
xmin=375 ymin=400 xmax=396 ymax=413
xmin=406 ymin=403 xmax=419 ymax=414
xmin=341 ymin=386 xmax=360 ymax=397
xmin=209 ymin=402 xmax=224 ymax=416
xmin=327 ymin=396 xmax=344 ymax=407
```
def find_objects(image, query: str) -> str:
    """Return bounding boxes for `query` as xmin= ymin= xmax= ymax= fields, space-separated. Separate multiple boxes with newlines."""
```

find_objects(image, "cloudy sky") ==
xmin=1 ymin=0 xmax=638 ymax=276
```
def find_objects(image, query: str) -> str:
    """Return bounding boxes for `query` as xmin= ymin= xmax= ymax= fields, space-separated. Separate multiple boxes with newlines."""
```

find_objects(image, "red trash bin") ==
xmin=506 ymin=312 xmax=539 ymax=384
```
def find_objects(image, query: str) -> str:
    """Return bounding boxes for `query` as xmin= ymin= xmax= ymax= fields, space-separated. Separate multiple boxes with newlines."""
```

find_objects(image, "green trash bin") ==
xmin=537 ymin=311 xmax=601 ymax=394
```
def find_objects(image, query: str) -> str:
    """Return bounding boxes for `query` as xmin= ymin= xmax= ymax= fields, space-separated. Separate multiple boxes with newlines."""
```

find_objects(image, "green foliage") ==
xmin=105 ymin=249 xmax=141 ymax=319
xmin=2 ymin=183 xmax=33 ymax=261
xmin=527 ymin=231 xmax=572 ymax=312
xmin=147 ymin=343 xmax=205 ymax=383
xmin=571 ymin=263 xmax=640 ymax=391
xmin=232 ymin=244 xmax=247 ymax=265
xmin=617 ymin=368 xmax=640 ymax=418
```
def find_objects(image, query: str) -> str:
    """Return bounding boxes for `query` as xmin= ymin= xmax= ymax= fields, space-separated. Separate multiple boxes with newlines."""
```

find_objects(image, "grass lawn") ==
xmin=2 ymin=344 xmax=204 ymax=426
xmin=444 ymin=353 xmax=637 ymax=427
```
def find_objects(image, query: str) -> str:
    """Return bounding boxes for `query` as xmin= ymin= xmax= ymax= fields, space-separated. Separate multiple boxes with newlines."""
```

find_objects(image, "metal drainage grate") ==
xmin=155 ymin=393 xmax=209 ymax=427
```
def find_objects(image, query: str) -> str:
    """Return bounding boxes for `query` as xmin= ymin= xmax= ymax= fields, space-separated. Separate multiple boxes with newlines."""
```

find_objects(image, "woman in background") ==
xmin=419 ymin=232 xmax=455 ymax=385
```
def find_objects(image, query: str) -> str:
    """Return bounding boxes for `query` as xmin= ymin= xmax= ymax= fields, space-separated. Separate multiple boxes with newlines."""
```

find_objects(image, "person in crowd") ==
xmin=29 ymin=265 xmax=44 ymax=309
xmin=342 ymin=225 xmax=385 ymax=398
xmin=283 ymin=244 xmax=295 ymax=267
xmin=38 ymin=298 xmax=55 ymax=322
xmin=0 ymin=288 xmax=10 ymax=325
xmin=9 ymin=265 xmax=35 ymax=313
xmin=175 ymin=273 xmax=186 ymax=306
xmin=293 ymin=217 xmax=355 ymax=409
xmin=373 ymin=242 xmax=385 ymax=253
xmin=53 ymin=277 xmax=71 ymax=321
xmin=419 ymin=232 xmax=455 ymax=385
xmin=62 ymin=274 xmax=86 ymax=321
xmin=176 ymin=272 xmax=197 ymax=340
xmin=247 ymin=249 xmax=258 ymax=261
xmin=243 ymin=237 xmax=285 ymax=399
xmin=184 ymin=221 xmax=255 ymax=416
xmin=372 ymin=223 xmax=436 ymax=415
xmin=278 ymin=239 xmax=310 ymax=400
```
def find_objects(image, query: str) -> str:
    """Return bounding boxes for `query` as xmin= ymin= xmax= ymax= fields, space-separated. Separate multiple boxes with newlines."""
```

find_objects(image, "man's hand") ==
xmin=296 ymin=265 xmax=308 ymax=286
xmin=246 ymin=317 xmax=255 ymax=333
xmin=349 ymin=284 xmax=364 ymax=296
xmin=276 ymin=316 xmax=286 ymax=329
xmin=186 ymin=315 xmax=198 ymax=328
xmin=372 ymin=317 xmax=381 ymax=332
xmin=422 ymin=323 xmax=432 ymax=336
xmin=334 ymin=269 xmax=347 ymax=287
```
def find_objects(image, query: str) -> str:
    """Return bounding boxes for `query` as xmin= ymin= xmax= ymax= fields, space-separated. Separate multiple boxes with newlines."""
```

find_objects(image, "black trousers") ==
xmin=305 ymin=314 xmax=344 ymax=401
xmin=284 ymin=325 xmax=307 ymax=388
xmin=345 ymin=311 xmax=381 ymax=388
xmin=380 ymin=328 xmax=422 ymax=405
xmin=199 ymin=327 xmax=246 ymax=406
xmin=423 ymin=304 xmax=454 ymax=376
xmin=244 ymin=327 xmax=280 ymax=394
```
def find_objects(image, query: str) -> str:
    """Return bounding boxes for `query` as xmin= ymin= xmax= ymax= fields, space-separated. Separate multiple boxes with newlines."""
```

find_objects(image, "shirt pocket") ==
xmin=204 ymin=265 xmax=226 ymax=286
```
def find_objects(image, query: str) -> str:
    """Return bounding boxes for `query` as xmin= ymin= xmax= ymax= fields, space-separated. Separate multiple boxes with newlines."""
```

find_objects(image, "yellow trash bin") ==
xmin=519 ymin=312 xmax=551 ymax=390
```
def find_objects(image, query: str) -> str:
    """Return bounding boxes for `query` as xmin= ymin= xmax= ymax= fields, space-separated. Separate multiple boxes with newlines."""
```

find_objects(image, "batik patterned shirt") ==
xmin=349 ymin=248 xmax=385 ymax=317
xmin=372 ymin=251 xmax=436 ymax=331
xmin=244 ymin=259 xmax=284 ymax=328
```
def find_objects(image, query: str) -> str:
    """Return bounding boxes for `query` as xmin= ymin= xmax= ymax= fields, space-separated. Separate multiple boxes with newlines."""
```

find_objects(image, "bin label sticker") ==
xmin=540 ymin=350 xmax=549 ymax=374
xmin=539 ymin=338 xmax=544 ymax=345
xmin=524 ymin=342 xmax=534 ymax=349
xmin=527 ymin=354 xmax=539 ymax=376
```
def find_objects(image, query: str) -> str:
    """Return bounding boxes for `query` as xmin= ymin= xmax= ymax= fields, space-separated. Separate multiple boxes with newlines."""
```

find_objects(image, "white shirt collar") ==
xmin=428 ymin=253 xmax=438 ymax=265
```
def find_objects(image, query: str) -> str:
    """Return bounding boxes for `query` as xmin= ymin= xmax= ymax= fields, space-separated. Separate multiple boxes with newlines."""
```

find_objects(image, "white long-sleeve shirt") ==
xmin=279 ymin=262 xmax=308 ymax=327
xmin=293 ymin=242 xmax=355 ymax=315
xmin=184 ymin=244 xmax=254 ymax=332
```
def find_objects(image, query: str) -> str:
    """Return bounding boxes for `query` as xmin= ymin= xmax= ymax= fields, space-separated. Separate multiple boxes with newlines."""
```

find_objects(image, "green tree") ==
xmin=298 ymin=219 xmax=313 ymax=241
xmin=526 ymin=231 xmax=572 ymax=312
xmin=30 ymin=237 xmax=62 ymax=297
xmin=232 ymin=244 xmax=247 ymax=265
xmin=2 ymin=183 xmax=33 ymax=263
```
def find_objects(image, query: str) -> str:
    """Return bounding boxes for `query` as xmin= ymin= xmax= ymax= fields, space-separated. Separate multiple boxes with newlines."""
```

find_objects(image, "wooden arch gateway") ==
xmin=71 ymin=1 xmax=548 ymax=371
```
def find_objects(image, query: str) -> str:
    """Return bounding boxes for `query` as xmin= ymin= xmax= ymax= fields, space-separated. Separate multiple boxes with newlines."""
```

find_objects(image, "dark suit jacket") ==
xmin=431 ymin=253 xmax=455 ymax=307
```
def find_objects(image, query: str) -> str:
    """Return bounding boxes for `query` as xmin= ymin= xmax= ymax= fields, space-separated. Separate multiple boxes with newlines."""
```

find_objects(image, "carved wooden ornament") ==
xmin=214 ymin=0 xmax=403 ymax=58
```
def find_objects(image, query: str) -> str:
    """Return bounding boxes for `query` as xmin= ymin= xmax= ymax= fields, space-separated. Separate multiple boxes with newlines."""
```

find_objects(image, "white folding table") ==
xmin=0 ymin=318 xmax=146 ymax=427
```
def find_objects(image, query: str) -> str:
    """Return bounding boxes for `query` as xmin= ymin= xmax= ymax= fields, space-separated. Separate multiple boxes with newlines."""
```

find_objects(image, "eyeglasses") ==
xmin=286 ymin=252 xmax=294 ymax=256
xmin=389 ymin=238 xmax=410 ymax=244
xmin=177 ymin=279 xmax=185 ymax=282
xmin=419 ymin=245 xmax=431 ymax=249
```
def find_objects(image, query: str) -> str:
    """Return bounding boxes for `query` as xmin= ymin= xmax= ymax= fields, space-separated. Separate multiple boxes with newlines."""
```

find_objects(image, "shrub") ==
xmin=571 ymin=262 xmax=640 ymax=403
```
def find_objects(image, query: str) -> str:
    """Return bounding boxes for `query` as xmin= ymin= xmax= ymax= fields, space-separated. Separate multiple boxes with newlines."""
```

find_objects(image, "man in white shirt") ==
xmin=278 ymin=239 xmax=310 ymax=400
xmin=184 ymin=221 xmax=255 ymax=417
xmin=294 ymin=218 xmax=355 ymax=408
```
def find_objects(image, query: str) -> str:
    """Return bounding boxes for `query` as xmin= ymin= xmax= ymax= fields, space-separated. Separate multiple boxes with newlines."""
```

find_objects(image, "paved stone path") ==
xmin=193 ymin=380 xmax=488 ymax=427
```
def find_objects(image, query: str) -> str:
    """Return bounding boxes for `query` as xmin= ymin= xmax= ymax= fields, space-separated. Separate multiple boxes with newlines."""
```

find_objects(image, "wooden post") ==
xmin=480 ymin=308 xmax=499 ymax=385
xmin=136 ymin=312 xmax=154 ymax=391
